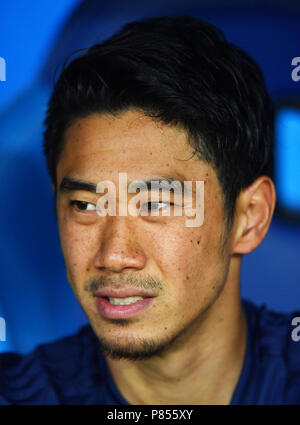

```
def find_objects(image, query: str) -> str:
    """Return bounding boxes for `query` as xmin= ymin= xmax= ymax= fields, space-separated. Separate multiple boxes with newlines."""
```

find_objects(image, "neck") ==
xmin=105 ymin=259 xmax=247 ymax=405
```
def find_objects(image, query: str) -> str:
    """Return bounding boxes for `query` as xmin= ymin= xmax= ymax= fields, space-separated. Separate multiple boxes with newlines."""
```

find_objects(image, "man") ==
xmin=0 ymin=16 xmax=299 ymax=405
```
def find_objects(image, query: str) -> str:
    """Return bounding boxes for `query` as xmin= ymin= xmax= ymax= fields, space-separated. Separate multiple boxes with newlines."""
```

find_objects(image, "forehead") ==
xmin=57 ymin=109 xmax=214 ymax=184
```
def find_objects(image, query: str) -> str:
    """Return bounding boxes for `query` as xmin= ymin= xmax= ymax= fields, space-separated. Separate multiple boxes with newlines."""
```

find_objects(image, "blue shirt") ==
xmin=0 ymin=299 xmax=300 ymax=405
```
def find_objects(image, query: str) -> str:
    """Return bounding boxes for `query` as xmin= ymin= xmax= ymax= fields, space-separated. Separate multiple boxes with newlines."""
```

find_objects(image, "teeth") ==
xmin=108 ymin=296 xmax=145 ymax=305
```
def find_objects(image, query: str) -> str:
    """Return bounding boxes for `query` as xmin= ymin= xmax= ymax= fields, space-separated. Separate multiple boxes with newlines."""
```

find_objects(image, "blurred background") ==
xmin=0 ymin=0 xmax=299 ymax=353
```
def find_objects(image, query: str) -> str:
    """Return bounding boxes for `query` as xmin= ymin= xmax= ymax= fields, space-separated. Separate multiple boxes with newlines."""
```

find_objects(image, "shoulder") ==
xmin=243 ymin=299 xmax=300 ymax=403
xmin=0 ymin=325 xmax=103 ymax=405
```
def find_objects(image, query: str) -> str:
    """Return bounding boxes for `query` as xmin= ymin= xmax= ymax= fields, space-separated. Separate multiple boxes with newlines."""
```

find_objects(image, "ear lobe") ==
xmin=232 ymin=176 xmax=276 ymax=255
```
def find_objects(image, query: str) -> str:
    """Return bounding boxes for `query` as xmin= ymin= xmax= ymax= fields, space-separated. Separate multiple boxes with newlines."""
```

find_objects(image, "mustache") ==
xmin=84 ymin=274 xmax=164 ymax=294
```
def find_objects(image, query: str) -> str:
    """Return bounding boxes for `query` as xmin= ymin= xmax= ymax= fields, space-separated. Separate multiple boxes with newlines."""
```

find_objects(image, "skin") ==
xmin=54 ymin=108 xmax=276 ymax=404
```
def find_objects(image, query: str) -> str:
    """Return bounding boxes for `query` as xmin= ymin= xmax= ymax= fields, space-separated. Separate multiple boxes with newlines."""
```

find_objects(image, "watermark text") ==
xmin=291 ymin=57 xmax=300 ymax=82
xmin=0 ymin=57 xmax=6 ymax=82
xmin=0 ymin=317 xmax=6 ymax=342
xmin=94 ymin=173 xmax=204 ymax=227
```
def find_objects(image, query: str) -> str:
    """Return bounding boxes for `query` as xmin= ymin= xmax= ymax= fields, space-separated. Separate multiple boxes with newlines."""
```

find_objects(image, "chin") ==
xmin=90 ymin=317 xmax=181 ymax=361
xmin=97 ymin=334 xmax=172 ymax=361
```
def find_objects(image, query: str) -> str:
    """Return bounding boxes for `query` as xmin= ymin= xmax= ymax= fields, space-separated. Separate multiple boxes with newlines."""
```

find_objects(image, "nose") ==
xmin=93 ymin=216 xmax=147 ymax=273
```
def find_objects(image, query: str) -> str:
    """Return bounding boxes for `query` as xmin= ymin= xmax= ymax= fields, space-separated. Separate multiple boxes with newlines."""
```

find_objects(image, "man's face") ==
xmin=55 ymin=109 xmax=232 ymax=360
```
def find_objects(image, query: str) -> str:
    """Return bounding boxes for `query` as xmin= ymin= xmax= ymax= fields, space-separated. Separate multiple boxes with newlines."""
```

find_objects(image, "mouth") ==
xmin=104 ymin=295 xmax=148 ymax=305
xmin=94 ymin=290 xmax=156 ymax=319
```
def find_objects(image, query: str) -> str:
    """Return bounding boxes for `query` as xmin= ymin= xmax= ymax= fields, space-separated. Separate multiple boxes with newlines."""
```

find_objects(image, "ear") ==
xmin=232 ymin=176 xmax=276 ymax=254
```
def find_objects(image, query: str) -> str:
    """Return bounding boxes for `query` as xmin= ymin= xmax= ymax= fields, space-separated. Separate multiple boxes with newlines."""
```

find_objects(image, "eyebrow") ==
xmin=59 ymin=177 xmax=97 ymax=194
xmin=129 ymin=177 xmax=186 ymax=195
xmin=59 ymin=176 xmax=192 ymax=195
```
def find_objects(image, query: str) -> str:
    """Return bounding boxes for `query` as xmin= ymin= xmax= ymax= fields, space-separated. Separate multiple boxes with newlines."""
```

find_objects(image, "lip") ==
xmin=94 ymin=288 xmax=156 ymax=319
xmin=94 ymin=288 xmax=156 ymax=299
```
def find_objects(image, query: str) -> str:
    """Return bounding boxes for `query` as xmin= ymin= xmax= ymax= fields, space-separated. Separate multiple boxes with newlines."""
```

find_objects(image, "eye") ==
xmin=70 ymin=200 xmax=96 ymax=212
xmin=140 ymin=201 xmax=172 ymax=213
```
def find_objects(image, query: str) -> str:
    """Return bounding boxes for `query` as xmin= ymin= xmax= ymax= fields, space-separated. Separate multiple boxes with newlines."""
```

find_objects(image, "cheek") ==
xmin=58 ymin=216 xmax=94 ymax=281
xmin=150 ymin=229 xmax=202 ymax=292
xmin=150 ymin=183 xmax=225 ymax=280
xmin=151 ymin=225 xmax=225 ymax=299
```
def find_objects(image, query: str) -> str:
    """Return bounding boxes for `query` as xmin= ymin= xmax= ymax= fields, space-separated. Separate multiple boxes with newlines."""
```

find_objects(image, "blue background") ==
xmin=0 ymin=0 xmax=299 ymax=353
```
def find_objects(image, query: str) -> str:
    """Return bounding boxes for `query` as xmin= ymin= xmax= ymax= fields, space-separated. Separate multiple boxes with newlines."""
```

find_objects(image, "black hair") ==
xmin=43 ymin=15 xmax=274 ymax=228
